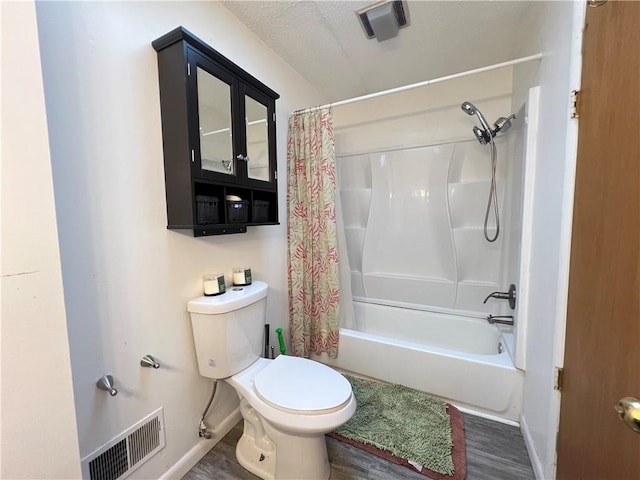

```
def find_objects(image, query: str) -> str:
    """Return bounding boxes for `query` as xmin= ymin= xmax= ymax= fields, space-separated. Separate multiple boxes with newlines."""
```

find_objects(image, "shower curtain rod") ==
xmin=294 ymin=53 xmax=543 ymax=114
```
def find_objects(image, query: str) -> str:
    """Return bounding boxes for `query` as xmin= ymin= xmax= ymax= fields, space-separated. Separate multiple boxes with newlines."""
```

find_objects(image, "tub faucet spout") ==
xmin=487 ymin=315 xmax=514 ymax=326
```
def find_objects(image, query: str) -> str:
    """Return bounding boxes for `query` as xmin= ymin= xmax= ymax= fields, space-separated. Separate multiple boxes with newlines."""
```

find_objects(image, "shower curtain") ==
xmin=287 ymin=108 xmax=340 ymax=358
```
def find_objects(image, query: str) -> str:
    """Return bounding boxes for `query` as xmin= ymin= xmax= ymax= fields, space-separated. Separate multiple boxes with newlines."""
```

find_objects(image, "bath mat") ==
xmin=328 ymin=376 xmax=467 ymax=480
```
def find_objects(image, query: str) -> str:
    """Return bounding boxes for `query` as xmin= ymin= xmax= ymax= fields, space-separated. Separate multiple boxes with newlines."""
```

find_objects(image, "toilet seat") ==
xmin=253 ymin=356 xmax=352 ymax=415
xmin=228 ymin=357 xmax=356 ymax=434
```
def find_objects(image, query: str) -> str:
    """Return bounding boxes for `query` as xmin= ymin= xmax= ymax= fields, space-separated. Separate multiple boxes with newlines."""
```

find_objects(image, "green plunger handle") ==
xmin=275 ymin=328 xmax=286 ymax=355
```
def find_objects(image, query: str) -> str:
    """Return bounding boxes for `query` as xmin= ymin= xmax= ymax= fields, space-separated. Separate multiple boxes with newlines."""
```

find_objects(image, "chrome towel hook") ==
xmin=140 ymin=354 xmax=160 ymax=369
xmin=96 ymin=375 xmax=118 ymax=396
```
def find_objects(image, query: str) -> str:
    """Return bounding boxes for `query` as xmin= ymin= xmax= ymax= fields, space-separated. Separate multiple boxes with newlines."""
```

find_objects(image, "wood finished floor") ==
xmin=183 ymin=413 xmax=534 ymax=480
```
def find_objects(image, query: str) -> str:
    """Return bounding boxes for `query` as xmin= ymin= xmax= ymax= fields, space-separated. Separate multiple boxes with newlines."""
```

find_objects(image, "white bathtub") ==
xmin=314 ymin=301 xmax=524 ymax=422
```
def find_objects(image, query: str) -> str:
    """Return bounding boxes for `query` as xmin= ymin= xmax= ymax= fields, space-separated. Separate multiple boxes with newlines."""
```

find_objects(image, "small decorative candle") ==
xmin=203 ymin=273 xmax=226 ymax=296
xmin=232 ymin=267 xmax=252 ymax=286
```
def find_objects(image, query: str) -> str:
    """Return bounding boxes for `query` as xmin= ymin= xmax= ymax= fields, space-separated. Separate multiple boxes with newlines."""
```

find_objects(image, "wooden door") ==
xmin=556 ymin=1 xmax=640 ymax=479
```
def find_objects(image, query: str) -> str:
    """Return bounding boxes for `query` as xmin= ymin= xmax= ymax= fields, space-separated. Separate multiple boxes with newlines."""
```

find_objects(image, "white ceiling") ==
xmin=221 ymin=0 xmax=540 ymax=102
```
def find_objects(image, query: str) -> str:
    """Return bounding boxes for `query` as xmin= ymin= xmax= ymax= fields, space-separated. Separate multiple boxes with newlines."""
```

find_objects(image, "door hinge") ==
xmin=554 ymin=367 xmax=564 ymax=391
xmin=273 ymin=112 xmax=276 ymax=122
xmin=187 ymin=63 xmax=191 ymax=76
xmin=570 ymin=90 xmax=580 ymax=118
xmin=191 ymin=149 xmax=195 ymax=163
xmin=274 ymin=170 xmax=278 ymax=180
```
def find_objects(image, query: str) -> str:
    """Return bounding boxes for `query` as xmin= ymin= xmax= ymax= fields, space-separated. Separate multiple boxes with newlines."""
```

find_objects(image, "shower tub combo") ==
xmin=318 ymin=90 xmax=536 ymax=424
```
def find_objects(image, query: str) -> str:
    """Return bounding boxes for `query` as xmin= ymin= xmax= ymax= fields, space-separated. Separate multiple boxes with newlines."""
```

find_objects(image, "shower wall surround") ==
xmin=334 ymin=68 xmax=521 ymax=315
xmin=339 ymin=140 xmax=508 ymax=313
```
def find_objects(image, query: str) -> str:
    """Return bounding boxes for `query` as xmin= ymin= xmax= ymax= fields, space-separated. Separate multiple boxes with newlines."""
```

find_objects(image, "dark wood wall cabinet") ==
xmin=153 ymin=27 xmax=280 ymax=236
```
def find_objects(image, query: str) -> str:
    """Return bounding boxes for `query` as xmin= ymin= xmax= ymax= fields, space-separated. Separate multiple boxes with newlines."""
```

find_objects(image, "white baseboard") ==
xmin=159 ymin=408 xmax=242 ymax=480
xmin=520 ymin=414 xmax=544 ymax=480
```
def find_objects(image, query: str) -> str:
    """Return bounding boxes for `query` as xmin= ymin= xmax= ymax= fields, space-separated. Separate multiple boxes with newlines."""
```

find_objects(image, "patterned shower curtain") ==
xmin=287 ymin=108 xmax=340 ymax=358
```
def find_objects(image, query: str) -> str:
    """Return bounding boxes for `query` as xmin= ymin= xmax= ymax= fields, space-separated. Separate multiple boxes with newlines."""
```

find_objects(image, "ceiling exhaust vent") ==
xmin=356 ymin=0 xmax=410 ymax=42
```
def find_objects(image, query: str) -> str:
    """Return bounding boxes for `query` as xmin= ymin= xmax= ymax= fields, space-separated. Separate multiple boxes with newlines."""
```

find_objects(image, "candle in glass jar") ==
xmin=232 ymin=268 xmax=252 ymax=286
xmin=203 ymin=273 xmax=225 ymax=296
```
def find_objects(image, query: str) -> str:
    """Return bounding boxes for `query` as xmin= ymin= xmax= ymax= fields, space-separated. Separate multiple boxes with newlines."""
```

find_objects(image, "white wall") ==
xmin=34 ymin=1 xmax=323 ymax=477
xmin=0 ymin=1 xmax=81 ymax=478
xmin=514 ymin=2 xmax=584 ymax=479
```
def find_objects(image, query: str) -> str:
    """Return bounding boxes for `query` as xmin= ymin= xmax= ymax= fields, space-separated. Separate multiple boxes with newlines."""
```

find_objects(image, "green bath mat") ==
xmin=330 ymin=375 xmax=467 ymax=479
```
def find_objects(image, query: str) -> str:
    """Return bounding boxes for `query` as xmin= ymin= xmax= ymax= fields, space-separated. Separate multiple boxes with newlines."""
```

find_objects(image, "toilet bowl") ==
xmin=227 ymin=356 xmax=355 ymax=480
xmin=187 ymin=281 xmax=355 ymax=480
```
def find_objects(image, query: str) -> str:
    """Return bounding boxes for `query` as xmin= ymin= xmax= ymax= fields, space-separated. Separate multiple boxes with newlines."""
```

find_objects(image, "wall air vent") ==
xmin=356 ymin=0 xmax=410 ymax=42
xmin=81 ymin=408 xmax=166 ymax=480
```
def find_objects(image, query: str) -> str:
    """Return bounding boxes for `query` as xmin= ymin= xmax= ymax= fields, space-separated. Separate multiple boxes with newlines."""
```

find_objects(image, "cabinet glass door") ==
xmin=196 ymin=66 xmax=235 ymax=176
xmin=245 ymin=95 xmax=270 ymax=182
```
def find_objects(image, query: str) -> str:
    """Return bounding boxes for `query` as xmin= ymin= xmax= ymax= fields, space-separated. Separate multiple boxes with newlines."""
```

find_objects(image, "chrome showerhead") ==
xmin=462 ymin=101 xmax=516 ymax=145
xmin=461 ymin=101 xmax=477 ymax=116
xmin=472 ymin=126 xmax=489 ymax=145
xmin=460 ymin=101 xmax=492 ymax=134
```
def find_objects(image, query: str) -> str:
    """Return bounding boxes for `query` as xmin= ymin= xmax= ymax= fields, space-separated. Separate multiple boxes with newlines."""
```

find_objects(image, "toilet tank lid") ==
xmin=187 ymin=281 xmax=268 ymax=314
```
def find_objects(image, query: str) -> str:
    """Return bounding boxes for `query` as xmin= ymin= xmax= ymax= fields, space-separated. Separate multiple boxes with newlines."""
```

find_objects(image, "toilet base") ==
xmin=236 ymin=432 xmax=277 ymax=480
xmin=235 ymin=403 xmax=331 ymax=480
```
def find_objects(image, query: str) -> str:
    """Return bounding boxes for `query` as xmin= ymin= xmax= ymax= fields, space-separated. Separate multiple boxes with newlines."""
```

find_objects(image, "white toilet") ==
xmin=187 ymin=281 xmax=355 ymax=480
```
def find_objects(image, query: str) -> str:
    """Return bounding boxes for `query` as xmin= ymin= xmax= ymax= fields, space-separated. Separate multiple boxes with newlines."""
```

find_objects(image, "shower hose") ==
xmin=484 ymin=137 xmax=500 ymax=243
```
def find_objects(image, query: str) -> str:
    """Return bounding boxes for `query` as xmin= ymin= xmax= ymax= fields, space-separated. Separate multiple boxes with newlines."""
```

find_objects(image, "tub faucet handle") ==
xmin=483 ymin=284 xmax=516 ymax=309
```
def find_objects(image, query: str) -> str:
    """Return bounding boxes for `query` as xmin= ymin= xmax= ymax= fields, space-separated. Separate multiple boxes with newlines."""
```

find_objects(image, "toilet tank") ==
xmin=187 ymin=281 xmax=268 ymax=379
